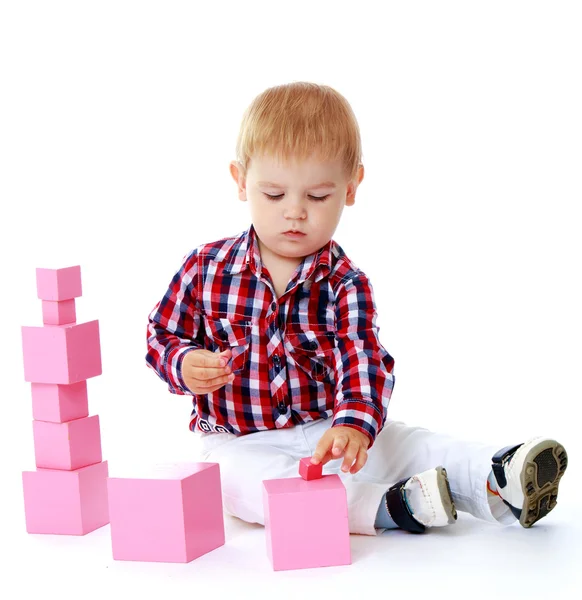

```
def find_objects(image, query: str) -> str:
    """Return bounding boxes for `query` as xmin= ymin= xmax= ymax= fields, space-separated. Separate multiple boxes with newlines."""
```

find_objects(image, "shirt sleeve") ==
xmin=331 ymin=272 xmax=396 ymax=447
xmin=145 ymin=249 xmax=204 ymax=395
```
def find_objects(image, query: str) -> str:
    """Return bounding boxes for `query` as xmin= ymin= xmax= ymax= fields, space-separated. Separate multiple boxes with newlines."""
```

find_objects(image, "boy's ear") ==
xmin=229 ymin=161 xmax=247 ymax=202
xmin=345 ymin=163 xmax=364 ymax=206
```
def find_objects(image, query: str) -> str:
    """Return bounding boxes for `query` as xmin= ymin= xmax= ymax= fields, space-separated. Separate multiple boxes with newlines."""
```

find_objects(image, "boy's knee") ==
xmin=212 ymin=442 xmax=297 ymax=494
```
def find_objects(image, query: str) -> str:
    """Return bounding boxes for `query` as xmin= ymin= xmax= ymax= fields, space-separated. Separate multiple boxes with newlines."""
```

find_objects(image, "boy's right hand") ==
xmin=182 ymin=349 xmax=234 ymax=394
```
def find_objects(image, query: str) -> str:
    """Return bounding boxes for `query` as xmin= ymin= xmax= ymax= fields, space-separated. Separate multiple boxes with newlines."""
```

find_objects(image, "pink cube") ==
xmin=263 ymin=474 xmax=351 ymax=571
xmin=33 ymin=415 xmax=102 ymax=470
xmin=21 ymin=320 xmax=101 ymax=384
xmin=31 ymin=381 xmax=89 ymax=423
xmin=42 ymin=299 xmax=76 ymax=325
xmin=299 ymin=457 xmax=323 ymax=480
xmin=36 ymin=266 xmax=82 ymax=301
xmin=107 ymin=462 xmax=225 ymax=563
xmin=22 ymin=461 xmax=109 ymax=535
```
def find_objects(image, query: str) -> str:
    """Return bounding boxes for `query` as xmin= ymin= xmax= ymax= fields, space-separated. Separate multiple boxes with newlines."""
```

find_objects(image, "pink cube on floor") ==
xmin=22 ymin=461 xmax=109 ymax=535
xmin=299 ymin=457 xmax=323 ymax=480
xmin=21 ymin=320 xmax=101 ymax=384
xmin=31 ymin=381 xmax=89 ymax=423
xmin=107 ymin=462 xmax=225 ymax=563
xmin=263 ymin=474 xmax=351 ymax=571
xmin=33 ymin=415 xmax=102 ymax=470
xmin=36 ymin=266 xmax=82 ymax=301
xmin=42 ymin=299 xmax=76 ymax=325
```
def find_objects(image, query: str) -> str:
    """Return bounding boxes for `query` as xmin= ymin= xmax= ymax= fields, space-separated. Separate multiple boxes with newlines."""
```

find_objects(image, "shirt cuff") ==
xmin=332 ymin=398 xmax=383 ymax=447
xmin=163 ymin=345 xmax=200 ymax=394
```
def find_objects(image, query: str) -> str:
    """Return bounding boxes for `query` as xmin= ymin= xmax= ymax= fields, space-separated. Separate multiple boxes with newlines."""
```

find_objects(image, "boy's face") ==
xmin=230 ymin=153 xmax=364 ymax=265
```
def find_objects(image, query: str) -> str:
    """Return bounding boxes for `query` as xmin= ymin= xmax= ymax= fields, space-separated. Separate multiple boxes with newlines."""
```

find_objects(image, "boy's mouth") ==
xmin=283 ymin=230 xmax=306 ymax=238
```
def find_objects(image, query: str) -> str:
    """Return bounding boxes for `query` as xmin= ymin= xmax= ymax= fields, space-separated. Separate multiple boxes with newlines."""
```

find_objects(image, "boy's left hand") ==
xmin=311 ymin=426 xmax=370 ymax=474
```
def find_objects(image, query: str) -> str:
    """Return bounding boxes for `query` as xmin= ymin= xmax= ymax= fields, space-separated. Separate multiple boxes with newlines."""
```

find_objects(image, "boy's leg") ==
xmin=197 ymin=421 xmax=400 ymax=534
xmin=196 ymin=420 xmax=447 ymax=535
xmin=195 ymin=418 xmax=567 ymax=535
xmin=300 ymin=419 xmax=461 ymax=534
xmin=301 ymin=418 xmax=512 ymax=531
xmin=362 ymin=419 xmax=503 ymax=523
xmin=196 ymin=426 xmax=302 ymax=526
xmin=327 ymin=419 xmax=567 ymax=529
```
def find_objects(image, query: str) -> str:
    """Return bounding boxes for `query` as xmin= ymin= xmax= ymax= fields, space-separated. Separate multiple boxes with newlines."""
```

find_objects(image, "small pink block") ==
xmin=36 ymin=266 xmax=82 ymax=301
xmin=21 ymin=320 xmax=101 ymax=384
xmin=263 ymin=474 xmax=351 ymax=571
xmin=299 ymin=457 xmax=323 ymax=480
xmin=31 ymin=381 xmax=89 ymax=423
xmin=42 ymin=299 xmax=76 ymax=325
xmin=22 ymin=461 xmax=109 ymax=535
xmin=108 ymin=463 xmax=225 ymax=563
xmin=33 ymin=415 xmax=102 ymax=470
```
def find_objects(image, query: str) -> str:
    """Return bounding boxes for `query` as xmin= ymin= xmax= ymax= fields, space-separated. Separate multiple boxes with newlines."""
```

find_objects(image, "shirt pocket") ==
xmin=203 ymin=316 xmax=251 ymax=374
xmin=285 ymin=324 xmax=336 ymax=382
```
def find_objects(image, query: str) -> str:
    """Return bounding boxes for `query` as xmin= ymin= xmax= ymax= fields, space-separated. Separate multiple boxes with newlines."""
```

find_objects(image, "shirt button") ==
xmin=271 ymin=302 xmax=277 ymax=311
xmin=277 ymin=402 xmax=287 ymax=415
xmin=273 ymin=354 xmax=281 ymax=366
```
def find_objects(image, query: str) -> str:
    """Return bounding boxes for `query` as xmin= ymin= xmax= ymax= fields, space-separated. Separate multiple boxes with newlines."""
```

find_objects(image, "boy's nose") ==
xmin=283 ymin=200 xmax=307 ymax=220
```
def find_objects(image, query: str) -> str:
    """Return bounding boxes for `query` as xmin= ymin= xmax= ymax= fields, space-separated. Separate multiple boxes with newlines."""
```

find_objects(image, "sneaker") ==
xmin=385 ymin=466 xmax=458 ymax=533
xmin=492 ymin=437 xmax=568 ymax=528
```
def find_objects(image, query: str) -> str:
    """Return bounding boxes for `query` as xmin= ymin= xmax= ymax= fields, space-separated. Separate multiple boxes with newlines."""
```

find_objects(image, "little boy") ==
xmin=146 ymin=82 xmax=567 ymax=535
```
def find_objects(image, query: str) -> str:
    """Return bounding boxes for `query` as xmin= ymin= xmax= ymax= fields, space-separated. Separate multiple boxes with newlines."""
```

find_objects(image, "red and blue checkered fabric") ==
xmin=146 ymin=226 xmax=395 ymax=446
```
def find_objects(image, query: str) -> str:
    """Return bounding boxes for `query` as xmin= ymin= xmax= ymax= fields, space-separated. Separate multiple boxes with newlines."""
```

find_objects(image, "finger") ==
xmin=310 ymin=447 xmax=334 ymax=466
xmin=349 ymin=447 xmax=368 ymax=475
xmin=341 ymin=440 xmax=359 ymax=473
xmin=217 ymin=348 xmax=233 ymax=365
xmin=311 ymin=436 xmax=333 ymax=465
xmin=191 ymin=351 xmax=230 ymax=368
xmin=189 ymin=363 xmax=232 ymax=380
xmin=190 ymin=372 xmax=235 ymax=392
xmin=332 ymin=435 xmax=348 ymax=457
xmin=315 ymin=449 xmax=335 ymax=466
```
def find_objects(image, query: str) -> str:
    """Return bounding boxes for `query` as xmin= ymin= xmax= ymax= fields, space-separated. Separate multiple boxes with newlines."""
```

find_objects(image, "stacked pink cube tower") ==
xmin=21 ymin=266 xmax=109 ymax=535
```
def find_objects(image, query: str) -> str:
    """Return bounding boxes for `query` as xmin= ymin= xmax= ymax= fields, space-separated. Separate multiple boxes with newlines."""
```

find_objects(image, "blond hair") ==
xmin=234 ymin=81 xmax=362 ymax=180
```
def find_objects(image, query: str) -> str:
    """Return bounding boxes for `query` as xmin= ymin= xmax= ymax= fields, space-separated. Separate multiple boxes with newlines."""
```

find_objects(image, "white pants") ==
xmin=196 ymin=418 xmax=513 ymax=535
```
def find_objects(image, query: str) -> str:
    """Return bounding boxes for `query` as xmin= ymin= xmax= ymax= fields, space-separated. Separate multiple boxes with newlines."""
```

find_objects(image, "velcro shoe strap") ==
xmin=385 ymin=478 xmax=426 ymax=534
xmin=491 ymin=443 xmax=523 ymax=488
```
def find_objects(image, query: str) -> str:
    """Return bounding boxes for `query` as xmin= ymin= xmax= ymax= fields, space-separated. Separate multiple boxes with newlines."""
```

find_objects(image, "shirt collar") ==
xmin=294 ymin=241 xmax=332 ymax=285
xmin=221 ymin=225 xmax=333 ymax=283
xmin=221 ymin=225 xmax=260 ymax=275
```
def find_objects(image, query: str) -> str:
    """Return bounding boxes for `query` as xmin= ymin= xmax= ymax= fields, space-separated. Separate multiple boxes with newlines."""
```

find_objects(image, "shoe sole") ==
xmin=518 ymin=439 xmax=568 ymax=528
xmin=435 ymin=466 xmax=458 ymax=524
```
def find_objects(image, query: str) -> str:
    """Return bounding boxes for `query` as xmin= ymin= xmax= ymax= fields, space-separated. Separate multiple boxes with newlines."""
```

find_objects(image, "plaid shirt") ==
xmin=146 ymin=226 xmax=395 ymax=446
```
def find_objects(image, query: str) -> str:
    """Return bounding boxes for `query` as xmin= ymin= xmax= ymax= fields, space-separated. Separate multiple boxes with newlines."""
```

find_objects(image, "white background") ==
xmin=1 ymin=1 xmax=580 ymax=598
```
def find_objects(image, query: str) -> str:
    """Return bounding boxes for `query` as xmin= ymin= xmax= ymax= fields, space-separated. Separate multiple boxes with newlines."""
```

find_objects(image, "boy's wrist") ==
xmin=166 ymin=345 xmax=200 ymax=394
xmin=331 ymin=418 xmax=376 ymax=449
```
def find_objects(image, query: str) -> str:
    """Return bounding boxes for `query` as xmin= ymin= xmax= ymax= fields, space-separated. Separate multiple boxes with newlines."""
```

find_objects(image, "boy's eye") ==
xmin=263 ymin=193 xmax=330 ymax=202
